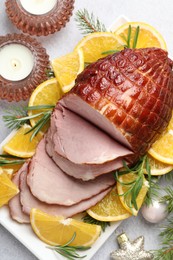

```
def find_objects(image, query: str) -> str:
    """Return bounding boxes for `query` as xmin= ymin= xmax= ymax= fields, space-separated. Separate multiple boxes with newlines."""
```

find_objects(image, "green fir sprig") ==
xmin=115 ymin=155 xmax=151 ymax=211
xmin=75 ymin=9 xmax=107 ymax=35
xmin=144 ymin=176 xmax=160 ymax=206
xmin=153 ymin=218 xmax=173 ymax=259
xmin=82 ymin=214 xmax=110 ymax=232
xmin=47 ymin=232 xmax=90 ymax=260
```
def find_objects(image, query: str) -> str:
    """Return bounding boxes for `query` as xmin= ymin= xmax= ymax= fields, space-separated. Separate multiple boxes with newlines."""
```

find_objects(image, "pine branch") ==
xmin=82 ymin=214 xmax=110 ymax=232
xmin=75 ymin=9 xmax=107 ymax=35
xmin=153 ymin=218 xmax=173 ymax=260
xmin=160 ymin=186 xmax=173 ymax=213
xmin=144 ymin=176 xmax=160 ymax=206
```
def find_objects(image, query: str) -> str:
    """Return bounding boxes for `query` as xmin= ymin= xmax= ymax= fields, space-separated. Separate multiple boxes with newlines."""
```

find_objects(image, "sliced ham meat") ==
xmin=45 ymin=105 xmax=132 ymax=180
xmin=20 ymin=169 xmax=111 ymax=218
xmin=47 ymin=105 xmax=132 ymax=164
xmin=60 ymin=48 xmax=173 ymax=156
xmin=8 ymin=162 xmax=30 ymax=224
xmin=46 ymin=133 xmax=125 ymax=180
xmin=27 ymin=138 xmax=115 ymax=206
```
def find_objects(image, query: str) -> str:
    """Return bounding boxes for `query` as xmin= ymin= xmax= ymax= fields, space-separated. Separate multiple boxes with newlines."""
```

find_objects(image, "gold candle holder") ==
xmin=0 ymin=33 xmax=50 ymax=102
xmin=5 ymin=0 xmax=75 ymax=36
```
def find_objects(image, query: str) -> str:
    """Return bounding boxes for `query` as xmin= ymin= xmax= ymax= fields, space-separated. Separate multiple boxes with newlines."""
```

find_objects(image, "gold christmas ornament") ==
xmin=110 ymin=233 xmax=154 ymax=260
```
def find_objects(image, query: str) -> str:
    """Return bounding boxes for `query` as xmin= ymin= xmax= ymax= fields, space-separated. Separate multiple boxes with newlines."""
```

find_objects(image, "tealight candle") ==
xmin=0 ymin=33 xmax=49 ymax=102
xmin=20 ymin=0 xmax=57 ymax=15
xmin=0 ymin=44 xmax=34 ymax=81
xmin=6 ymin=0 xmax=75 ymax=36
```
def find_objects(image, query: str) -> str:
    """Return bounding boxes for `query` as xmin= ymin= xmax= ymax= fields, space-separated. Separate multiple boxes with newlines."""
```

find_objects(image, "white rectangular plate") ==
xmin=0 ymin=132 xmax=121 ymax=260
xmin=0 ymin=16 xmax=128 ymax=260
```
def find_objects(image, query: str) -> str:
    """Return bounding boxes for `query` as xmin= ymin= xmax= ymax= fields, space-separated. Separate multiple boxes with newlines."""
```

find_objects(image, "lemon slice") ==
xmin=28 ymin=78 xmax=61 ymax=134
xmin=117 ymin=173 xmax=148 ymax=216
xmin=75 ymin=32 xmax=124 ymax=63
xmin=0 ymin=173 xmax=19 ymax=207
xmin=52 ymin=48 xmax=84 ymax=93
xmin=114 ymin=21 xmax=167 ymax=49
xmin=30 ymin=209 xmax=101 ymax=246
xmin=87 ymin=186 xmax=131 ymax=222
xmin=148 ymin=112 xmax=173 ymax=164
xmin=3 ymin=124 xmax=42 ymax=158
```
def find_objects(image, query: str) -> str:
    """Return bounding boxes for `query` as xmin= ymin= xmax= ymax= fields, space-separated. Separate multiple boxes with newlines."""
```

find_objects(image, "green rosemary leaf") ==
xmin=131 ymin=176 xmax=143 ymax=210
xmin=133 ymin=26 xmax=140 ymax=48
xmin=127 ymin=25 xmax=132 ymax=48
xmin=82 ymin=214 xmax=110 ymax=232
xmin=26 ymin=105 xmax=55 ymax=110
xmin=102 ymin=50 xmax=120 ymax=55
xmin=0 ymin=154 xmax=26 ymax=166
xmin=47 ymin=232 xmax=90 ymax=259
xmin=115 ymin=156 xmax=149 ymax=211
xmin=45 ymin=68 xmax=55 ymax=78
xmin=75 ymin=9 xmax=107 ymax=35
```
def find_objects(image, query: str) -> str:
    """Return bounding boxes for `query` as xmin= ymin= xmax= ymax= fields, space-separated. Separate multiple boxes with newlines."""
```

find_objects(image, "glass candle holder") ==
xmin=5 ymin=0 xmax=75 ymax=36
xmin=0 ymin=33 xmax=50 ymax=102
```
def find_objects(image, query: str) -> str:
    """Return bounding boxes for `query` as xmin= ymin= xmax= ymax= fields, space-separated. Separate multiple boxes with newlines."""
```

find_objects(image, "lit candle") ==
xmin=0 ymin=44 xmax=34 ymax=81
xmin=19 ymin=0 xmax=58 ymax=15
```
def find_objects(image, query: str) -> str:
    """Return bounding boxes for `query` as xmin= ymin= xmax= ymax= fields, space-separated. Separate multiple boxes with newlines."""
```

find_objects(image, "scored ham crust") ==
xmin=60 ymin=48 xmax=173 ymax=156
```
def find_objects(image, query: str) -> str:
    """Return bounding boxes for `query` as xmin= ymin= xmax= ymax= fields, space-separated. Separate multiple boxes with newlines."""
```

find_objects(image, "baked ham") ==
xmin=60 ymin=48 xmax=173 ymax=156
xmin=8 ymin=162 xmax=30 ymax=224
xmin=27 ymin=138 xmax=115 ymax=205
xmin=45 ymin=104 xmax=132 ymax=180
xmin=20 ymin=167 xmax=111 ymax=218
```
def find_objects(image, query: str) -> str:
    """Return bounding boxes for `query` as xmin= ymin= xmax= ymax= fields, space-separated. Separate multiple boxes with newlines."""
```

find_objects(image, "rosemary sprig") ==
xmin=0 ymin=154 xmax=26 ymax=166
xmin=47 ymin=232 xmax=90 ymax=260
xmin=3 ymin=105 xmax=55 ymax=140
xmin=133 ymin=26 xmax=140 ymax=48
xmin=102 ymin=24 xmax=140 ymax=55
xmin=115 ymin=155 xmax=151 ymax=211
xmin=75 ymin=9 xmax=107 ymax=35
xmin=82 ymin=214 xmax=110 ymax=232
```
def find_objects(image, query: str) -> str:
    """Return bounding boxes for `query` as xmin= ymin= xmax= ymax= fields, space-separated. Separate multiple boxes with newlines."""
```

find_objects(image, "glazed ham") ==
xmin=27 ymin=138 xmax=115 ymax=205
xmin=8 ymin=162 xmax=30 ymax=224
xmin=60 ymin=48 xmax=173 ymax=155
xmin=46 ymin=104 xmax=132 ymax=180
xmin=20 ymin=168 xmax=111 ymax=218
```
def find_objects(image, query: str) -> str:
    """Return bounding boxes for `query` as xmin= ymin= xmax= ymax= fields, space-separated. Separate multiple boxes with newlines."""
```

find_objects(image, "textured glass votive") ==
xmin=5 ymin=0 xmax=75 ymax=36
xmin=0 ymin=34 xmax=50 ymax=102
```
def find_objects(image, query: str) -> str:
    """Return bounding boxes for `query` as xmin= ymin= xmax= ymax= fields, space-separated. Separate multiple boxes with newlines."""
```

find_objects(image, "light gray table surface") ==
xmin=0 ymin=0 xmax=173 ymax=259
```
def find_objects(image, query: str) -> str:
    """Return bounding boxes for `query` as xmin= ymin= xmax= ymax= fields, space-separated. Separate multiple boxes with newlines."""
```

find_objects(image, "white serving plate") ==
xmin=0 ymin=16 xmax=129 ymax=260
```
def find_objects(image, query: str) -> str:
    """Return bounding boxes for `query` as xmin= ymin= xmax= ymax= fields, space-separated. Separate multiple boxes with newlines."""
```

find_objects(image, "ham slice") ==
xmin=20 ymin=169 xmax=111 ymax=218
xmin=60 ymin=48 xmax=173 ymax=156
xmin=8 ymin=162 xmax=30 ymax=224
xmin=27 ymin=138 xmax=115 ymax=206
xmin=46 ymin=105 xmax=132 ymax=180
